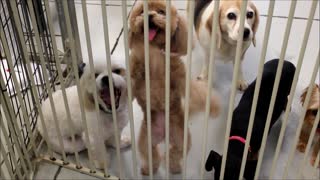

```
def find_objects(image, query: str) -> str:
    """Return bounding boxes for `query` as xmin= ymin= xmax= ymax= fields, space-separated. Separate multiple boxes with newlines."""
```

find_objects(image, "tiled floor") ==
xmin=34 ymin=0 xmax=319 ymax=179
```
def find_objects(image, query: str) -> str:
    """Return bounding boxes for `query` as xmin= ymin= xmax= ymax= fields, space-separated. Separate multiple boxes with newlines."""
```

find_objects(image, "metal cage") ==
xmin=0 ymin=0 xmax=319 ymax=179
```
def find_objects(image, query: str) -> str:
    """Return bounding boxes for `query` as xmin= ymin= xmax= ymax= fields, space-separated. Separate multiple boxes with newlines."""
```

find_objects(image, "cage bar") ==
xmin=283 ymin=52 xmax=319 ymax=179
xmin=61 ymin=0 xmax=85 ymax=167
xmin=182 ymin=1 xmax=194 ymax=179
xmin=80 ymin=0 xmax=103 ymax=171
xmin=121 ymin=1 xmax=138 ymax=178
xmin=269 ymin=1 xmax=318 ymax=178
xmin=101 ymin=0 xmax=123 ymax=177
xmin=298 ymin=110 xmax=319 ymax=177
xmin=238 ymin=1 xmax=275 ymax=179
xmin=254 ymin=1 xmax=297 ymax=179
xmin=26 ymin=0 xmax=67 ymax=162
xmin=164 ymin=0 xmax=171 ymax=179
xmin=219 ymin=1 xmax=248 ymax=179
xmin=0 ymin=141 xmax=15 ymax=178
xmin=200 ymin=0 xmax=220 ymax=178
xmin=0 ymin=106 xmax=24 ymax=179
xmin=8 ymin=0 xmax=53 ymax=158
xmin=142 ymin=0 xmax=153 ymax=179
xmin=0 ymin=22 xmax=38 ymax=158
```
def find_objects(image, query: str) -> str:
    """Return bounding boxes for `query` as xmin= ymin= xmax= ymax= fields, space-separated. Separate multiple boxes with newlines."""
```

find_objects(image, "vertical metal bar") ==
xmin=80 ymin=0 xmax=104 ymax=171
xmin=0 ymin=142 xmax=14 ymax=178
xmin=26 ymin=0 xmax=67 ymax=161
xmin=0 ymin=103 xmax=27 ymax=175
xmin=0 ymin=167 xmax=7 ymax=179
xmin=0 ymin=25 xmax=37 ymax=168
xmin=44 ymin=0 xmax=96 ymax=168
xmin=101 ymin=0 xmax=122 ymax=177
xmin=0 ymin=109 xmax=24 ymax=178
xmin=0 ymin=75 xmax=31 ymax=174
xmin=121 ymin=0 xmax=138 ymax=178
xmin=238 ymin=1 xmax=275 ymax=179
xmin=182 ymin=0 xmax=194 ymax=179
xmin=219 ymin=1 xmax=248 ymax=179
xmin=8 ymin=0 xmax=54 ymax=157
xmin=269 ymin=1 xmax=318 ymax=178
xmin=298 ymin=110 xmax=319 ymax=177
xmin=164 ymin=0 xmax=171 ymax=179
xmin=142 ymin=0 xmax=153 ymax=179
xmin=254 ymin=2 xmax=297 ymax=179
xmin=0 ymin=21 xmax=38 ymax=157
xmin=61 ymin=0 xmax=88 ymax=167
xmin=283 ymin=53 xmax=319 ymax=179
xmin=312 ymin=151 xmax=320 ymax=178
xmin=200 ymin=0 xmax=220 ymax=178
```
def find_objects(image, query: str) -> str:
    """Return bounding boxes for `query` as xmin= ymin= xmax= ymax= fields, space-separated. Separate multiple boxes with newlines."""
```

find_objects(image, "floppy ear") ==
xmin=250 ymin=1 xmax=259 ymax=47
xmin=205 ymin=150 xmax=222 ymax=171
xmin=78 ymin=62 xmax=86 ymax=78
xmin=206 ymin=8 xmax=222 ymax=50
xmin=171 ymin=15 xmax=188 ymax=56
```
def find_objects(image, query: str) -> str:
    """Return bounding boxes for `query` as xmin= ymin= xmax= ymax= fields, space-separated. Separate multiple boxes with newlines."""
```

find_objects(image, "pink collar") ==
xmin=229 ymin=136 xmax=252 ymax=152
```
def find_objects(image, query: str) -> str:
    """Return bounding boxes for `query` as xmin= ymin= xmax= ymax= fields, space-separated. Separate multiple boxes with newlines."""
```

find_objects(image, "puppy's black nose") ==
xmin=243 ymin=28 xmax=250 ymax=39
xmin=101 ymin=76 xmax=109 ymax=87
xmin=148 ymin=14 xmax=154 ymax=19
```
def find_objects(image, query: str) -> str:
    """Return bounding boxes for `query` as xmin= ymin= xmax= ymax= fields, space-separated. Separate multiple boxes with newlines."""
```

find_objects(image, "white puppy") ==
xmin=37 ymin=56 xmax=130 ymax=169
xmin=189 ymin=0 xmax=259 ymax=91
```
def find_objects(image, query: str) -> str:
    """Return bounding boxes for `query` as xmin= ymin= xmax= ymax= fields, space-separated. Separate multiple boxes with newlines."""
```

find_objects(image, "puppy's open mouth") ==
xmin=149 ymin=21 xmax=159 ymax=41
xmin=99 ymin=87 xmax=121 ymax=112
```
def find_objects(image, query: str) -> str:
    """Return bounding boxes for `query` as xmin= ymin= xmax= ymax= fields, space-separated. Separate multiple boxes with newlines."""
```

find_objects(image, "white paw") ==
xmin=120 ymin=135 xmax=131 ymax=149
xmin=237 ymin=79 xmax=248 ymax=91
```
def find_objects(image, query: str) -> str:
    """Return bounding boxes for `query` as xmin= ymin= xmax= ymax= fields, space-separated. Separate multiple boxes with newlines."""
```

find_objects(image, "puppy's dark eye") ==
xmin=247 ymin=11 xmax=254 ymax=19
xmin=158 ymin=10 xmax=165 ymax=15
xmin=227 ymin=12 xmax=237 ymax=20
xmin=94 ymin=73 xmax=99 ymax=78
xmin=113 ymin=69 xmax=121 ymax=75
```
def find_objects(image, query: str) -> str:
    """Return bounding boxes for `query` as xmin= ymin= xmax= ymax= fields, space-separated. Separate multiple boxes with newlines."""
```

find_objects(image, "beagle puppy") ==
xmin=189 ymin=0 xmax=259 ymax=91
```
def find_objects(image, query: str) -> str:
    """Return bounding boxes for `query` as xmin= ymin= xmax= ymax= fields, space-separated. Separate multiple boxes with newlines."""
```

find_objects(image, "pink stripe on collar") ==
xmin=229 ymin=136 xmax=252 ymax=152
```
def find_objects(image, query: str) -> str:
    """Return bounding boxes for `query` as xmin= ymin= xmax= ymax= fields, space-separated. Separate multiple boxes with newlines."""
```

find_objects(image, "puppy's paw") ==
xmin=237 ymin=79 xmax=248 ymax=91
xmin=297 ymin=142 xmax=306 ymax=152
xmin=120 ymin=135 xmax=131 ymax=149
xmin=141 ymin=164 xmax=159 ymax=175
xmin=93 ymin=160 xmax=105 ymax=170
xmin=170 ymin=163 xmax=182 ymax=174
xmin=197 ymin=74 xmax=208 ymax=81
xmin=310 ymin=156 xmax=320 ymax=168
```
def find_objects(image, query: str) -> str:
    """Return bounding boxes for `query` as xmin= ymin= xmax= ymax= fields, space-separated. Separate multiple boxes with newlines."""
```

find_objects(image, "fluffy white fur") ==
xmin=37 ymin=56 xmax=130 ymax=169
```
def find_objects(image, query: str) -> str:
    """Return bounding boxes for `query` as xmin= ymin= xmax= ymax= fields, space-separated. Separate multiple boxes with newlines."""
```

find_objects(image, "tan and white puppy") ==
xmin=190 ymin=0 xmax=259 ymax=90
xmin=37 ymin=56 xmax=131 ymax=169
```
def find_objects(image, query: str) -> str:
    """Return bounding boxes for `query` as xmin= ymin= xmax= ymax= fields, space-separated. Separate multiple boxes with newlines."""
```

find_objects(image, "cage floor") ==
xmin=32 ymin=0 xmax=320 ymax=179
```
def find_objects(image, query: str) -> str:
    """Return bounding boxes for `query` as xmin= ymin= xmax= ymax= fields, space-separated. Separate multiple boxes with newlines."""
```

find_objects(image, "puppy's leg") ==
xmin=297 ymin=122 xmax=312 ymax=152
xmin=198 ymin=54 xmax=209 ymax=80
xmin=138 ymin=120 xmax=161 ymax=175
xmin=236 ymin=61 xmax=248 ymax=91
xmin=85 ymin=133 xmax=109 ymax=169
xmin=169 ymin=113 xmax=191 ymax=174
xmin=311 ymin=136 xmax=320 ymax=167
xmin=106 ymin=130 xmax=131 ymax=149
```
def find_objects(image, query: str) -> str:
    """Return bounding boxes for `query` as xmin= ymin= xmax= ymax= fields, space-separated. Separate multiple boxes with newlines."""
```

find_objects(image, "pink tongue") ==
xmin=149 ymin=29 xmax=157 ymax=41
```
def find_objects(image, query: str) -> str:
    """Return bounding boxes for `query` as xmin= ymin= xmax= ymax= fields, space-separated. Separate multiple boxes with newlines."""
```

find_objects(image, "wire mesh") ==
xmin=0 ymin=0 xmax=58 ymax=177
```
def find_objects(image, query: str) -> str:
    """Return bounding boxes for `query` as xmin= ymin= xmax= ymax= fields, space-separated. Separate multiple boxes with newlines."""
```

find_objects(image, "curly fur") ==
xmin=129 ymin=0 xmax=220 ymax=175
xmin=297 ymin=84 xmax=320 ymax=168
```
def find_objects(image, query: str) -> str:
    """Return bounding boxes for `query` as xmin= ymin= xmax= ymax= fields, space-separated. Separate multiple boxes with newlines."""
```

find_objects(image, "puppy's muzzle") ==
xmin=100 ymin=76 xmax=121 ymax=111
